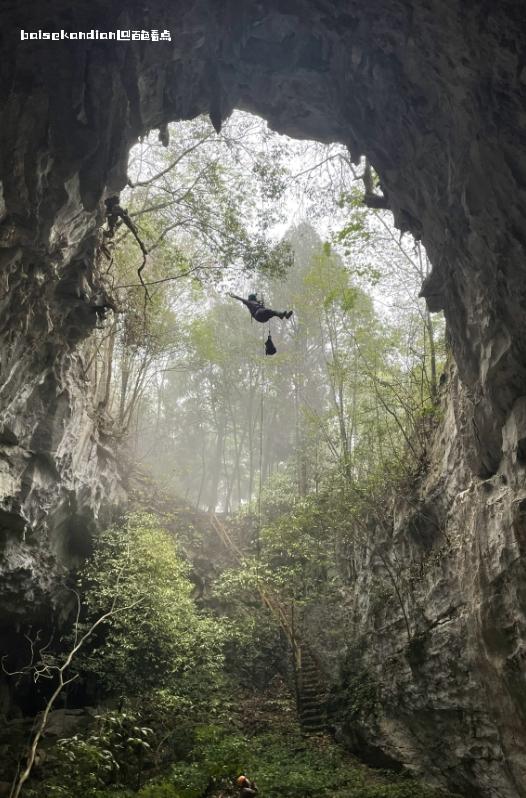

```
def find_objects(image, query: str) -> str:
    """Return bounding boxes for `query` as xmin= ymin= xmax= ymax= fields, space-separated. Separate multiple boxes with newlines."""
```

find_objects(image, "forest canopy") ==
xmin=88 ymin=110 xmax=445 ymax=512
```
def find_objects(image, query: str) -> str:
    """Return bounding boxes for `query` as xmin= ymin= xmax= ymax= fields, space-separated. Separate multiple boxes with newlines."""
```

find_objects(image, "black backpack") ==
xmin=265 ymin=333 xmax=277 ymax=356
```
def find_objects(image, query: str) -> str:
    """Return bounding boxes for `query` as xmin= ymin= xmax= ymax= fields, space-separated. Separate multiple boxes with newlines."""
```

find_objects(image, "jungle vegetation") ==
xmin=2 ymin=112 xmax=453 ymax=798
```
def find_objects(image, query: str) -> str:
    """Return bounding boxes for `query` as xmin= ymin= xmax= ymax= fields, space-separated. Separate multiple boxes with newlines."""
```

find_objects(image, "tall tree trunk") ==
xmin=425 ymin=308 xmax=438 ymax=405
xmin=207 ymin=413 xmax=225 ymax=513
xmin=195 ymin=431 xmax=207 ymax=511
xmin=119 ymin=353 xmax=131 ymax=423
xmin=98 ymin=322 xmax=116 ymax=409
xmin=294 ymin=377 xmax=307 ymax=497
xmin=247 ymin=383 xmax=256 ymax=501
xmin=229 ymin=408 xmax=247 ymax=508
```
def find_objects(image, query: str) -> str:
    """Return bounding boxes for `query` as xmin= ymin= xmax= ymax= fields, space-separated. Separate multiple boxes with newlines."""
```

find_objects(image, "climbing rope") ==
xmin=256 ymin=362 xmax=265 ymax=570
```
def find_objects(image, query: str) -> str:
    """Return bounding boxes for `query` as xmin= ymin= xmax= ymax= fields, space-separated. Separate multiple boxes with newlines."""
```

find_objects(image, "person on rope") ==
xmin=228 ymin=292 xmax=293 ymax=323
xmin=236 ymin=775 xmax=258 ymax=797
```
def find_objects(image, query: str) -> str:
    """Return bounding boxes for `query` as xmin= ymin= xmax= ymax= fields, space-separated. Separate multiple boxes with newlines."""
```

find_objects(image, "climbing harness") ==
xmin=249 ymin=292 xmax=276 ymax=355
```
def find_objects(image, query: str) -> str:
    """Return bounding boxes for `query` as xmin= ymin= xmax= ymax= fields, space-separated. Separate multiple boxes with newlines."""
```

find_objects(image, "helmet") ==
xmin=248 ymin=293 xmax=258 ymax=301
xmin=236 ymin=775 xmax=248 ymax=786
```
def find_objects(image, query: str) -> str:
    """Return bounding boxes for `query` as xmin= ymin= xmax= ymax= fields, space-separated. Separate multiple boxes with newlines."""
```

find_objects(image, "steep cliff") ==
xmin=0 ymin=194 xmax=125 ymax=649
xmin=1 ymin=1 xmax=526 ymax=794
xmin=330 ymin=363 xmax=526 ymax=797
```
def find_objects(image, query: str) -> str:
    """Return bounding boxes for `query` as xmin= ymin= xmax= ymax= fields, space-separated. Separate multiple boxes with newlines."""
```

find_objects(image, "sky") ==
xmin=125 ymin=109 xmax=437 ymax=329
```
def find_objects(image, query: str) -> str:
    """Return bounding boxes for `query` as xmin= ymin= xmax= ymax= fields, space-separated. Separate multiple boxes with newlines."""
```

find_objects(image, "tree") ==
xmin=77 ymin=513 xmax=226 ymax=701
xmin=5 ymin=588 xmax=143 ymax=798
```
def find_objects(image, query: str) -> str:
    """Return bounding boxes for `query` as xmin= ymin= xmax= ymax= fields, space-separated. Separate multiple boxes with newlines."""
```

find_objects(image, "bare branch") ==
xmin=127 ymin=133 xmax=214 ymax=188
xmin=105 ymin=198 xmax=150 ymax=301
xmin=9 ymin=586 xmax=144 ymax=798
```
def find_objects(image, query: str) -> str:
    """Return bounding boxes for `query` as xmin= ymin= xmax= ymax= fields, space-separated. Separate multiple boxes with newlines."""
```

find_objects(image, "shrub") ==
xmin=77 ymin=513 xmax=227 ymax=704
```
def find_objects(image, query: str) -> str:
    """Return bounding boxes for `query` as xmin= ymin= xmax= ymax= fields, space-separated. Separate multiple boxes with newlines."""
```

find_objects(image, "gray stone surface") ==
xmin=332 ymin=364 xmax=526 ymax=797
xmin=0 ymin=2 xmax=526 ymax=795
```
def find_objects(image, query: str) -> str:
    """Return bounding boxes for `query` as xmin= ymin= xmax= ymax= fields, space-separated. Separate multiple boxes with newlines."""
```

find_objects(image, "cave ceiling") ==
xmin=1 ymin=0 xmax=526 ymax=472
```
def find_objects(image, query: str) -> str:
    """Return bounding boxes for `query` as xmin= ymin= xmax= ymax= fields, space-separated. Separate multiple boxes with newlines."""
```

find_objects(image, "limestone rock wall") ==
xmin=3 ymin=0 xmax=526 ymax=479
xmin=330 ymin=363 xmax=526 ymax=797
xmin=0 ymin=238 xmax=124 ymax=632
xmin=1 ymin=1 xmax=526 ymax=794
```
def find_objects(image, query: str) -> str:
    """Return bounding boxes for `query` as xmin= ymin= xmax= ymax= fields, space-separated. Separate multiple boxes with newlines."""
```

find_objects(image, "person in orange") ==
xmin=236 ymin=774 xmax=258 ymax=797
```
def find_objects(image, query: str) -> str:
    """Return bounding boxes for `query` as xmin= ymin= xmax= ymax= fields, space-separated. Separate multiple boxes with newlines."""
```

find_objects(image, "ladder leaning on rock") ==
xmin=209 ymin=513 xmax=328 ymax=735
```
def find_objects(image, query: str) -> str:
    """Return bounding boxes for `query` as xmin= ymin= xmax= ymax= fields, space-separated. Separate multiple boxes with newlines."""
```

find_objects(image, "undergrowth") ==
xmin=33 ymin=714 xmax=458 ymax=798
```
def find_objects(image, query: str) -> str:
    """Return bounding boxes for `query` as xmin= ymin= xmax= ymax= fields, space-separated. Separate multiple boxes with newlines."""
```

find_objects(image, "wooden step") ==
xmin=300 ymin=708 xmax=324 ymax=719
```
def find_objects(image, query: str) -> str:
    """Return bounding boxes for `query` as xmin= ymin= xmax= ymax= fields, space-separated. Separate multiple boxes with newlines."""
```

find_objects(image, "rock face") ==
xmin=1 ymin=0 xmax=526 ymax=794
xmin=331 ymin=363 xmax=526 ymax=797
xmin=0 ymin=169 xmax=125 ymax=639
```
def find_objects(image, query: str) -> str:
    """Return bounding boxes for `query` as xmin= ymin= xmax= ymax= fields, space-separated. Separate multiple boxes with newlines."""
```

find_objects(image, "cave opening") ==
xmin=2 ymin=3 xmax=526 ymax=796
xmin=96 ymin=108 xmax=443 ymax=514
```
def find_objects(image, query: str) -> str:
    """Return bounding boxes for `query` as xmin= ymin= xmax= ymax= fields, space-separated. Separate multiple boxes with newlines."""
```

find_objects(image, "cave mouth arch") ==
xmin=4 ymin=0 xmax=525 ymax=476
xmin=111 ymin=107 xmax=442 ymax=513
xmin=1 ymin=5 xmax=526 ymax=795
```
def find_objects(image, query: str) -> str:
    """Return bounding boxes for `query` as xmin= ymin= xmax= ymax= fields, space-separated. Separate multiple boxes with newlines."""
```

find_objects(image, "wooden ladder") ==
xmin=209 ymin=513 xmax=327 ymax=734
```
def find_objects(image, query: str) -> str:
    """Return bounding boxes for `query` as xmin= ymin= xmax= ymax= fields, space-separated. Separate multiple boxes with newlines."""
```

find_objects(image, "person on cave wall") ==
xmin=228 ymin=292 xmax=293 ymax=322
xmin=92 ymin=289 xmax=118 ymax=320
xmin=236 ymin=775 xmax=258 ymax=797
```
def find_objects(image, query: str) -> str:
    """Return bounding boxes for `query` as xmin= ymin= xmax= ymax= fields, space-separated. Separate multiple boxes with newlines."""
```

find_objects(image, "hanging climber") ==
xmin=236 ymin=775 xmax=258 ymax=797
xmin=228 ymin=292 xmax=293 ymax=323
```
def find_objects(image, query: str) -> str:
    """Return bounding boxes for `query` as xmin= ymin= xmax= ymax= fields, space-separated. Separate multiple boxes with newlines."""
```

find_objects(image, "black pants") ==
xmin=253 ymin=308 xmax=285 ymax=322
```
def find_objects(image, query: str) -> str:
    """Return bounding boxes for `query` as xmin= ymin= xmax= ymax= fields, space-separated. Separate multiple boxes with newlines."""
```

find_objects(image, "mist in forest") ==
xmin=89 ymin=110 xmax=444 ymax=513
xmin=3 ymin=110 xmax=449 ymax=798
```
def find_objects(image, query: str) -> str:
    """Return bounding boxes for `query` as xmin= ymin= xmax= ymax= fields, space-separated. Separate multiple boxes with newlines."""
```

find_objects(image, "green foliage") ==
xmin=137 ymin=764 xmax=211 ymax=798
xmin=77 ymin=512 xmax=226 ymax=702
xmin=151 ymin=726 xmax=452 ymax=798
xmin=339 ymin=669 xmax=380 ymax=720
xmin=211 ymin=564 xmax=287 ymax=689
xmin=43 ymin=737 xmax=115 ymax=797
xmin=333 ymin=187 xmax=374 ymax=258
xmin=38 ymin=710 xmax=152 ymax=797
xmin=35 ymin=720 xmax=456 ymax=798
xmin=193 ymin=724 xmax=250 ymax=781
xmin=138 ymin=783 xmax=192 ymax=798
xmin=24 ymin=518 xmax=454 ymax=798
